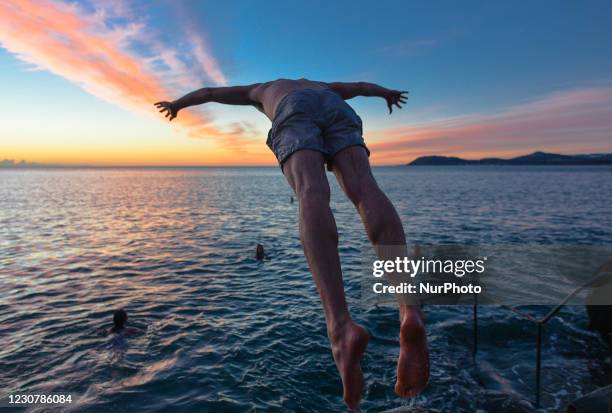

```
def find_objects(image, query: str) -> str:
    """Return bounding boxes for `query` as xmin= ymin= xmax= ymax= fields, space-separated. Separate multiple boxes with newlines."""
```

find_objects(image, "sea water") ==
xmin=1 ymin=166 xmax=610 ymax=412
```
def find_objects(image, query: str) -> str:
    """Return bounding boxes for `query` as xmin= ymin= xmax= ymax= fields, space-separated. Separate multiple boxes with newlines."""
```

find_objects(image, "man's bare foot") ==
xmin=330 ymin=322 xmax=369 ymax=410
xmin=395 ymin=307 xmax=429 ymax=397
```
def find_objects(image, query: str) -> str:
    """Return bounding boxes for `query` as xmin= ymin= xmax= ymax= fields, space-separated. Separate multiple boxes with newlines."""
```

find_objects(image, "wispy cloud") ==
xmin=0 ymin=0 xmax=241 ymax=143
xmin=186 ymin=31 xmax=228 ymax=87
xmin=369 ymin=86 xmax=612 ymax=164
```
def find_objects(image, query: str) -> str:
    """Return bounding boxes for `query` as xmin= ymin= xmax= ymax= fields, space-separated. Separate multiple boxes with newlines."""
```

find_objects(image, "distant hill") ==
xmin=407 ymin=151 xmax=612 ymax=166
xmin=0 ymin=159 xmax=46 ymax=168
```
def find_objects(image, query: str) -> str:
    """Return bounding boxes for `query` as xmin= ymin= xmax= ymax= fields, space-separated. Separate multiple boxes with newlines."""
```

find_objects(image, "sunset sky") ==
xmin=1 ymin=0 xmax=611 ymax=166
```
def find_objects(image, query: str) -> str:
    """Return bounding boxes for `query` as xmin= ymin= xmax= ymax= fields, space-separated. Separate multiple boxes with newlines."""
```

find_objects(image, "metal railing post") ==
xmin=473 ymin=293 xmax=478 ymax=360
xmin=535 ymin=322 xmax=543 ymax=408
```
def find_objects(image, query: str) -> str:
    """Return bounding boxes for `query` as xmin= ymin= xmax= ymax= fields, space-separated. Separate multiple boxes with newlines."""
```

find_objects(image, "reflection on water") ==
xmin=0 ymin=166 xmax=611 ymax=412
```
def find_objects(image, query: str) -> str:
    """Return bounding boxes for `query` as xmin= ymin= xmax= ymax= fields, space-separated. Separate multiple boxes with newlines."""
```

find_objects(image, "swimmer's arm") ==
xmin=95 ymin=327 xmax=110 ymax=336
xmin=327 ymin=82 xmax=408 ymax=114
xmin=155 ymin=84 xmax=261 ymax=121
xmin=123 ymin=327 xmax=141 ymax=337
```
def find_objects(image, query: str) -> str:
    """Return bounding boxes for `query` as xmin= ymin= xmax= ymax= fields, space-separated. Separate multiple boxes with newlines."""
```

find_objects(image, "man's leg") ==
xmin=331 ymin=145 xmax=429 ymax=397
xmin=283 ymin=149 xmax=369 ymax=410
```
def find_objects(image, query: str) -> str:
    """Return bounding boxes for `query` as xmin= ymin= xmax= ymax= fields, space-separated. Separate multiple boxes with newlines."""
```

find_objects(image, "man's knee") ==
xmin=343 ymin=182 xmax=364 ymax=205
xmin=296 ymin=183 xmax=331 ymax=205
xmin=343 ymin=177 xmax=378 ymax=207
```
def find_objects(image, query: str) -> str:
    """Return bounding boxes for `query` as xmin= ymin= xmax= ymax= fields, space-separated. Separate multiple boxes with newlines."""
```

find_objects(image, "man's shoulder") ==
xmin=255 ymin=79 xmax=291 ymax=90
xmin=249 ymin=80 xmax=288 ymax=101
xmin=249 ymin=81 xmax=274 ymax=96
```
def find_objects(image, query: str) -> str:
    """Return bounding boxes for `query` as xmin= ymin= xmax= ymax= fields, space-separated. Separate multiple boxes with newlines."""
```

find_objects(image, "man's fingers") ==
xmin=155 ymin=101 xmax=177 ymax=121
xmin=155 ymin=101 xmax=172 ymax=111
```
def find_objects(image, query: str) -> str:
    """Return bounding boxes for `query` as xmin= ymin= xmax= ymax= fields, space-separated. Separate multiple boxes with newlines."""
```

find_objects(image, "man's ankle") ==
xmin=400 ymin=305 xmax=424 ymax=327
xmin=327 ymin=316 xmax=354 ymax=343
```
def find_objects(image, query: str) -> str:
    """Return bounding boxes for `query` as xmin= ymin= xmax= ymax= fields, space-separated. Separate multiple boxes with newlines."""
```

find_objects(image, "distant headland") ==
xmin=407 ymin=151 xmax=612 ymax=166
xmin=0 ymin=159 xmax=45 ymax=168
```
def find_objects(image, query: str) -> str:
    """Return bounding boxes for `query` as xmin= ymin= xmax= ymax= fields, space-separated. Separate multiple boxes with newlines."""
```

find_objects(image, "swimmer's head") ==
xmin=256 ymin=243 xmax=264 ymax=260
xmin=113 ymin=309 xmax=128 ymax=329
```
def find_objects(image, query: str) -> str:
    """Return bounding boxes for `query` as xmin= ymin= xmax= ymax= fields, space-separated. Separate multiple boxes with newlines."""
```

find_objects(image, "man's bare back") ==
xmin=249 ymin=78 xmax=329 ymax=120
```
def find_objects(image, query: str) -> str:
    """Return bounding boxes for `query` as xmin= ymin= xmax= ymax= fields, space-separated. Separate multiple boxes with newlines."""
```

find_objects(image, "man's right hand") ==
xmin=384 ymin=90 xmax=408 ymax=114
xmin=154 ymin=101 xmax=179 ymax=121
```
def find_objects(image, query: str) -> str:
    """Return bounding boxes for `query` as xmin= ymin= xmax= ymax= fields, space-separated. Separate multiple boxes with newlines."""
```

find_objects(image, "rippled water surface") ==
xmin=1 ymin=166 xmax=611 ymax=412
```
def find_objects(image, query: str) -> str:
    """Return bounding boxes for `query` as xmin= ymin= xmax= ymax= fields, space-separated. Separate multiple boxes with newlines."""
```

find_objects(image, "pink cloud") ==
xmin=0 ymin=0 xmax=239 ymax=144
xmin=187 ymin=31 xmax=228 ymax=87
xmin=368 ymin=87 xmax=612 ymax=164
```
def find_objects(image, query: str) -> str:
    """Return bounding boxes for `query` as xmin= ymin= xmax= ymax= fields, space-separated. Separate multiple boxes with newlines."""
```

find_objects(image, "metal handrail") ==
xmin=471 ymin=263 xmax=612 ymax=408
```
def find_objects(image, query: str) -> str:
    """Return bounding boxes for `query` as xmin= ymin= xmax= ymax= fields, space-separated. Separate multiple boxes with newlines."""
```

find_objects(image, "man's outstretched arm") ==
xmin=155 ymin=84 xmax=260 ymax=121
xmin=327 ymin=82 xmax=408 ymax=113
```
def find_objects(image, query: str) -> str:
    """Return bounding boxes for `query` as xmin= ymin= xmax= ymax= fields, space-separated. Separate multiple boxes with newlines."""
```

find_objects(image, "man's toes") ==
xmin=344 ymin=391 xmax=362 ymax=411
xmin=394 ymin=382 xmax=405 ymax=397
xmin=395 ymin=381 xmax=425 ymax=398
xmin=343 ymin=380 xmax=363 ymax=410
xmin=345 ymin=397 xmax=358 ymax=411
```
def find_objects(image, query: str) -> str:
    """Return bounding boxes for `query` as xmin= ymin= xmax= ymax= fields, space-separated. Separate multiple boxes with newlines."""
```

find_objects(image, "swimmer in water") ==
xmin=104 ymin=309 xmax=139 ymax=337
xmin=255 ymin=243 xmax=265 ymax=260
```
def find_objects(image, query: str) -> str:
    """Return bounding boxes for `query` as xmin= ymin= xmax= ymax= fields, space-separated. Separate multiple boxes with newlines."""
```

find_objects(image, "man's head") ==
xmin=113 ymin=309 xmax=128 ymax=329
xmin=256 ymin=243 xmax=264 ymax=260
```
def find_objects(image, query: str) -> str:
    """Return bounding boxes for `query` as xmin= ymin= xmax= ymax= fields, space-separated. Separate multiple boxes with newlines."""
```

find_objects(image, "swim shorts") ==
xmin=266 ymin=89 xmax=370 ymax=171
